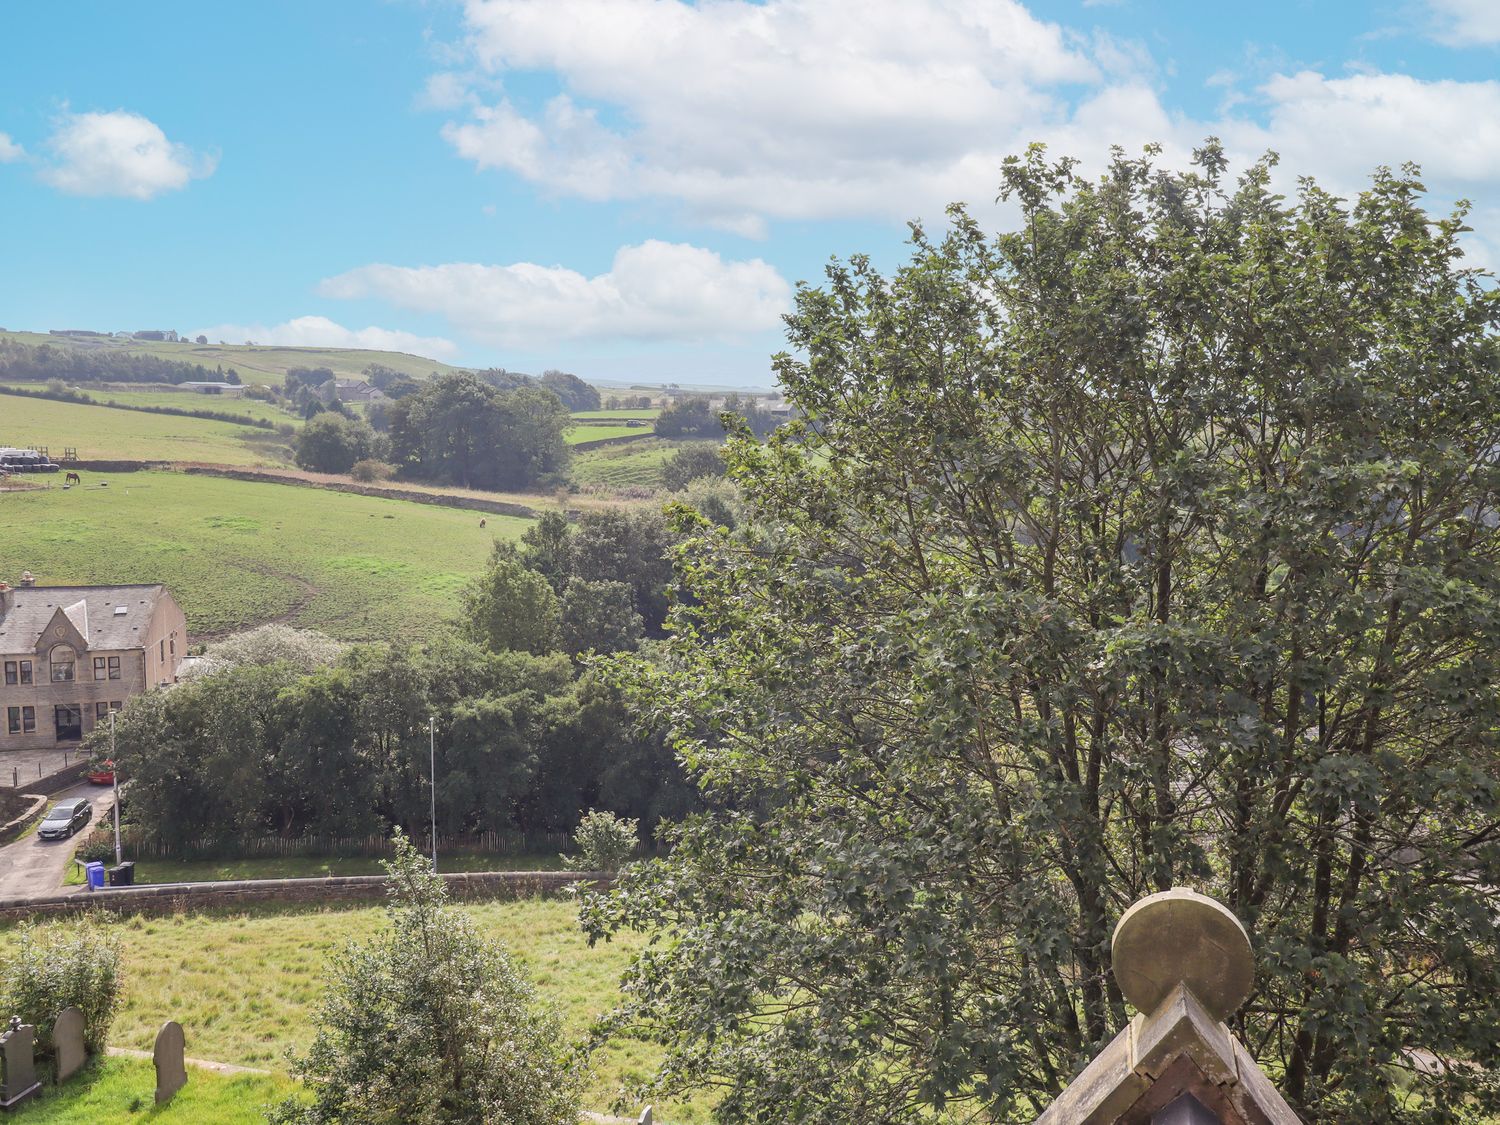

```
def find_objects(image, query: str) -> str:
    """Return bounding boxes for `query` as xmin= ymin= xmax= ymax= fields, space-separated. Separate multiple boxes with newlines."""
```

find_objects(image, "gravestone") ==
xmin=52 ymin=1006 xmax=86 ymax=1084
xmin=153 ymin=1020 xmax=187 ymax=1104
xmin=639 ymin=1108 xmax=653 ymax=1125
xmin=0 ymin=1017 xmax=41 ymax=1110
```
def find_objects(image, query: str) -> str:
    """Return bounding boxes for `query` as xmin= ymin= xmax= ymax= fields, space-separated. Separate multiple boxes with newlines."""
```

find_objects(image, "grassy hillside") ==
xmin=0 ymin=471 xmax=525 ymax=639
xmin=0 ymin=899 xmax=704 ymax=1122
xmin=0 ymin=394 xmax=293 ymax=465
xmin=566 ymin=424 xmax=655 ymax=445
xmin=0 ymin=330 xmax=464 ymax=387
xmin=571 ymin=438 xmax=680 ymax=489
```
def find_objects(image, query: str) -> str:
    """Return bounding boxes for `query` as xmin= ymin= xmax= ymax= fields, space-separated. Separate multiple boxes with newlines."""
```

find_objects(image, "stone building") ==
xmin=0 ymin=576 xmax=186 ymax=751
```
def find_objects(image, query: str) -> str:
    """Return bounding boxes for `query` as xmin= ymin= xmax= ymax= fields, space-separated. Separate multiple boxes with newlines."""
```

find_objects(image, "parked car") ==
xmin=37 ymin=798 xmax=92 ymax=840
xmin=87 ymin=761 xmax=115 ymax=785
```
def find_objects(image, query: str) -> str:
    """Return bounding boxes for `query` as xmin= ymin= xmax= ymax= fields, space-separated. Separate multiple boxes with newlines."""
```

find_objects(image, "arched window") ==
xmin=49 ymin=644 xmax=75 ymax=682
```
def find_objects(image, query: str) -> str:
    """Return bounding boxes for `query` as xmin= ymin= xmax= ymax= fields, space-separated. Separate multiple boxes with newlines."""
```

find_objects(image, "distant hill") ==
xmin=0 ymin=329 xmax=466 ymax=386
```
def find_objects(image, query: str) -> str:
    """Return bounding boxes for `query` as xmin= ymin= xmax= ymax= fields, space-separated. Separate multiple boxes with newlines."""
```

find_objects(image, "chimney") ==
xmin=0 ymin=582 xmax=9 ymax=616
xmin=18 ymin=571 xmax=35 ymax=587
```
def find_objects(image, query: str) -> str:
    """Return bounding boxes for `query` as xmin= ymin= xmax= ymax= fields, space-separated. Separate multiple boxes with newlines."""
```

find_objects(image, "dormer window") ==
xmin=49 ymin=644 xmax=75 ymax=682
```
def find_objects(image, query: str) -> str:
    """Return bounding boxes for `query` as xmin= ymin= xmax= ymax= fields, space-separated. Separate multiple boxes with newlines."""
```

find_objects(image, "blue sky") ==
xmin=1 ymin=0 xmax=1497 ymax=388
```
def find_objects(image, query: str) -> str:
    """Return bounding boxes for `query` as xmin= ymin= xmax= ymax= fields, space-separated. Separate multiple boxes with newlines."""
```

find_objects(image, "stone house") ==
xmin=0 ymin=577 xmax=186 ymax=751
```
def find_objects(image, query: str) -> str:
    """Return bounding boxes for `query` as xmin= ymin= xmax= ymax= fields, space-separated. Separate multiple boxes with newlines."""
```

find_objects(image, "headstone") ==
xmin=0 ymin=1017 xmax=41 ymax=1109
xmin=153 ymin=1020 xmax=187 ymax=1104
xmin=52 ymin=1006 xmax=86 ymax=1084
xmin=638 ymin=1108 xmax=653 ymax=1125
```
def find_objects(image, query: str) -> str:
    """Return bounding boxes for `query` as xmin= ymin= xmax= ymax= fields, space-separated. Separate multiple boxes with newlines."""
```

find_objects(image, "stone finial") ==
xmin=1111 ymin=887 xmax=1254 ymax=1022
xmin=52 ymin=1006 xmax=86 ymax=1084
xmin=153 ymin=1020 xmax=187 ymax=1104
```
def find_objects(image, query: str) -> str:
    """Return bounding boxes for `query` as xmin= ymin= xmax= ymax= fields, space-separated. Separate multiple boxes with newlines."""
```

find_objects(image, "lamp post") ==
xmin=110 ymin=710 xmax=121 ymax=866
xmin=428 ymin=716 xmax=437 ymax=873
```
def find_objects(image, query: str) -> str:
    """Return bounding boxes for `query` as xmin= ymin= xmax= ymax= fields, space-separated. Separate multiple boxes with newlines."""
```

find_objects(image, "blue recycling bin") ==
xmin=85 ymin=861 xmax=105 ymax=891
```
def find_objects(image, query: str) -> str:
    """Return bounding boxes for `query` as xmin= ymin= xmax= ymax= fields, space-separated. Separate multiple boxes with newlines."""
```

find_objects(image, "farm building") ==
xmin=0 ymin=575 xmax=186 ymax=751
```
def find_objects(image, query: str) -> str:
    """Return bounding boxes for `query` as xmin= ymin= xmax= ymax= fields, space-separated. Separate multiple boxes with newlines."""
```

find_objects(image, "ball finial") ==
xmin=1111 ymin=888 xmax=1254 ymax=1021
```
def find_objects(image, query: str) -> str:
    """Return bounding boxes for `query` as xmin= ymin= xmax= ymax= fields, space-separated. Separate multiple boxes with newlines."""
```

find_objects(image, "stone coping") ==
xmin=0 ymin=870 xmax=610 ymax=922
xmin=0 ymin=794 xmax=48 ymax=844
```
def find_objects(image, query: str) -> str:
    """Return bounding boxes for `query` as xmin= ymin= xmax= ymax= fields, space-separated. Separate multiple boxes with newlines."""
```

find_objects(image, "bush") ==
xmin=349 ymin=458 xmax=394 ymax=482
xmin=270 ymin=833 xmax=581 ymax=1125
xmin=0 ymin=921 xmax=122 ymax=1058
xmin=75 ymin=826 xmax=116 ymax=864
xmin=661 ymin=442 xmax=725 ymax=491
xmin=564 ymin=809 xmax=638 ymax=873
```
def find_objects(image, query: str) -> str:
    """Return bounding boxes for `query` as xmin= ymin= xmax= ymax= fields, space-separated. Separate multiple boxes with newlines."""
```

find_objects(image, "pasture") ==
xmin=0 ymin=395 xmax=291 ymax=466
xmin=572 ymin=408 xmax=661 ymax=420
xmin=571 ymin=438 xmax=680 ymax=490
xmin=566 ymin=424 xmax=656 ymax=445
xmin=0 ymin=471 xmax=525 ymax=639
xmin=0 ymin=899 xmax=704 ymax=1122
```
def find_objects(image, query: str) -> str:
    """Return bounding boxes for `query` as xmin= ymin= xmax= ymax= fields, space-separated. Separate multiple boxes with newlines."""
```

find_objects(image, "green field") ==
xmin=0 ymin=900 xmax=701 ymax=1122
xmin=1 ymin=331 xmax=463 ymax=387
xmin=1 ymin=385 xmax=294 ymax=426
xmin=566 ymin=424 xmax=655 ymax=445
xmin=0 ymin=395 xmax=292 ymax=466
xmin=571 ymin=438 xmax=680 ymax=489
xmin=572 ymin=408 xmax=661 ymax=420
xmin=0 ymin=471 xmax=525 ymax=639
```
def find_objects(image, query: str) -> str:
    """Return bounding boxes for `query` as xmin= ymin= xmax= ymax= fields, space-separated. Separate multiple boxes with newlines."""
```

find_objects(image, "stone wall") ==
xmin=0 ymin=870 xmax=609 ymax=923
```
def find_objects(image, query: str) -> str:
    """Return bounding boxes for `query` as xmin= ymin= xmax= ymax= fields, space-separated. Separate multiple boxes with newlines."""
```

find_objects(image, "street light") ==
xmin=429 ymin=715 xmax=437 ymax=873
xmin=109 ymin=710 xmax=121 ymax=866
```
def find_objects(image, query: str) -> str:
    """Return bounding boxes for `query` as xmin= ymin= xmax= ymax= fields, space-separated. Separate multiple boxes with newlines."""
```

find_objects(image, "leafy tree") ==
xmin=539 ymin=368 xmax=602 ymax=412
xmin=519 ymin=511 xmax=574 ymax=591
xmin=294 ymin=413 xmax=383 ymax=474
xmin=185 ymin=624 xmax=345 ymax=679
xmin=270 ymin=833 xmax=582 ymax=1125
xmin=583 ymin=145 xmax=1500 ymax=1123
xmin=571 ymin=509 xmax=676 ymax=634
xmin=661 ymin=442 xmax=726 ymax=491
xmin=389 ymin=374 xmax=570 ymax=490
xmin=564 ymin=809 xmax=638 ymax=872
xmin=195 ymin=334 xmax=208 ymax=345
xmin=560 ymin=578 xmax=643 ymax=656
xmin=462 ymin=552 xmax=562 ymax=655
xmin=653 ymin=396 xmax=720 ymax=439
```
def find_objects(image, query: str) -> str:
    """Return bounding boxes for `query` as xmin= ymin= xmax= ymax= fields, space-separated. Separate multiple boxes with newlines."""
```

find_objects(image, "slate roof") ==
xmin=0 ymin=584 xmax=167 ymax=653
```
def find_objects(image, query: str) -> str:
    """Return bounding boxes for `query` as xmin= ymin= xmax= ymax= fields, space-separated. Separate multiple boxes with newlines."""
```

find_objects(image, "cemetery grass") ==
xmin=0 ymin=394 xmax=293 ymax=466
xmin=9 ymin=1056 xmax=301 ymax=1124
xmin=0 ymin=471 xmax=525 ymax=641
xmin=0 ymin=899 xmax=708 ymax=1122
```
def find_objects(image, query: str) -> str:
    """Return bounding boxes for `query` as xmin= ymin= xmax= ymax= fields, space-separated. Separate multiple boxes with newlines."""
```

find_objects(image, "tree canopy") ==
xmin=583 ymin=145 xmax=1500 ymax=1123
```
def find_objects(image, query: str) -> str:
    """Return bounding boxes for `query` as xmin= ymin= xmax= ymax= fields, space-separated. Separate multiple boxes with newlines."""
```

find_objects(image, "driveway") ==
xmin=0 ymin=781 xmax=117 ymax=898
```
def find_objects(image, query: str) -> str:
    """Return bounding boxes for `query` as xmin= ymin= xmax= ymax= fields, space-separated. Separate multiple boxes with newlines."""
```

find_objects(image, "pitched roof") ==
xmin=0 ymin=584 xmax=168 ymax=653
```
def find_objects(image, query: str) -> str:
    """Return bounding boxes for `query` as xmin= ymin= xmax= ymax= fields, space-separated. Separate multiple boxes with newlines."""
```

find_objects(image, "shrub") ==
xmin=349 ymin=458 xmax=394 ymax=482
xmin=564 ymin=809 xmax=638 ymax=873
xmin=269 ymin=833 xmax=581 ymax=1125
xmin=660 ymin=442 xmax=725 ymax=491
xmin=75 ymin=825 xmax=116 ymax=864
xmin=0 ymin=921 xmax=122 ymax=1057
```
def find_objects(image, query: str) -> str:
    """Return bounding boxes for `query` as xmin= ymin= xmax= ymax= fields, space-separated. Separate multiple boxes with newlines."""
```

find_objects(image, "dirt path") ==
xmin=0 ymin=781 xmax=117 ymax=898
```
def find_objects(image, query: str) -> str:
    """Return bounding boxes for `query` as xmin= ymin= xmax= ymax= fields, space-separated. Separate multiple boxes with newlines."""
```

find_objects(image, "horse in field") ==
xmin=64 ymin=471 xmax=82 ymax=486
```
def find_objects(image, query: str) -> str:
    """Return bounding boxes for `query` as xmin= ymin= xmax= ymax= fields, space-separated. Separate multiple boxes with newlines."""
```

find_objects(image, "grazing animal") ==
xmin=64 ymin=471 xmax=81 ymax=485
xmin=479 ymin=518 xmax=487 ymax=528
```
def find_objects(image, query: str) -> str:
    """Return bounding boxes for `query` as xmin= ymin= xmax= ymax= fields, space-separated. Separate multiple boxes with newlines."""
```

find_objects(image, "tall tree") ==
xmin=584 ymin=145 xmax=1500 ymax=1123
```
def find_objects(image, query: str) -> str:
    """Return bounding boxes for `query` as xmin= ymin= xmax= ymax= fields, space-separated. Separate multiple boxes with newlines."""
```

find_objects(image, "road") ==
xmin=0 ymin=781 xmax=117 ymax=898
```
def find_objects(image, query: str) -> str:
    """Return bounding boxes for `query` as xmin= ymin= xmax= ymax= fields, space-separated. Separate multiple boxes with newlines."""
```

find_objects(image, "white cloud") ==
xmin=440 ymin=0 xmax=1096 ymax=229
xmin=1426 ymin=0 xmax=1500 ymax=45
xmin=41 ymin=110 xmax=214 ymax=200
xmin=0 ymin=133 xmax=23 ymax=163
xmin=1225 ymin=71 xmax=1500 ymax=194
xmin=191 ymin=316 xmax=458 ymax=359
xmin=319 ymin=241 xmax=791 ymax=347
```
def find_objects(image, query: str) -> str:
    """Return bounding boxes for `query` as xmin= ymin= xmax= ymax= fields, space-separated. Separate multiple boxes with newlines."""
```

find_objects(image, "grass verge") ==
xmin=121 ymin=852 xmax=566 ymax=883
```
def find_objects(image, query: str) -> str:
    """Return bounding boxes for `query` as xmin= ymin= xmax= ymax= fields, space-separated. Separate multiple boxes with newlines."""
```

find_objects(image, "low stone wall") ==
xmin=180 ymin=466 xmax=540 ymax=517
xmin=69 ymin=460 xmax=171 ymax=472
xmin=0 ymin=794 xmax=47 ymax=845
xmin=0 ymin=870 xmax=607 ymax=923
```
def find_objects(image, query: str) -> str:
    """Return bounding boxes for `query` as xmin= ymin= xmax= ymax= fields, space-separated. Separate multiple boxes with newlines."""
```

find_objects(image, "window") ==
xmin=54 ymin=705 xmax=81 ymax=741
xmin=3 ymin=661 xmax=14 ymax=686
xmin=19 ymin=660 xmax=31 ymax=685
xmin=94 ymin=655 xmax=121 ymax=680
xmin=21 ymin=706 xmax=34 ymax=734
xmin=94 ymin=701 xmax=122 ymax=722
xmin=93 ymin=657 xmax=107 ymax=680
xmin=111 ymin=700 xmax=122 ymax=713
xmin=5 ymin=707 xmax=17 ymax=734
xmin=49 ymin=645 xmax=75 ymax=682
xmin=159 ymin=639 xmax=165 ymax=662
xmin=169 ymin=638 xmax=175 ymax=658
